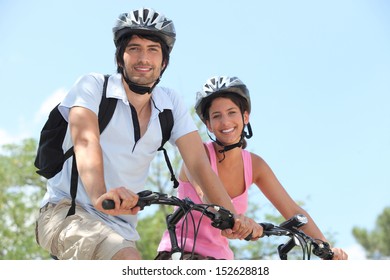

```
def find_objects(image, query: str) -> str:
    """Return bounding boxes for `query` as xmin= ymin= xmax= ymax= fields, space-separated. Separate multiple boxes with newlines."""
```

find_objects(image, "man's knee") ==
xmin=111 ymin=247 xmax=142 ymax=260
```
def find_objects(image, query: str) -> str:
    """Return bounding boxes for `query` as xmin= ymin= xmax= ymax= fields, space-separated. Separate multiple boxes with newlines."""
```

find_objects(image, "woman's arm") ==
xmin=251 ymin=153 xmax=348 ymax=259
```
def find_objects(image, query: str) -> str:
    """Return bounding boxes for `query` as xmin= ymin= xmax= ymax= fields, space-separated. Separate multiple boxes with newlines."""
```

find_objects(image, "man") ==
xmin=35 ymin=7 xmax=261 ymax=260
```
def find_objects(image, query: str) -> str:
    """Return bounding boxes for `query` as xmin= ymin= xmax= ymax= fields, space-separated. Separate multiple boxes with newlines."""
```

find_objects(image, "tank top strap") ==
xmin=205 ymin=142 xmax=218 ymax=174
xmin=241 ymin=149 xmax=253 ymax=190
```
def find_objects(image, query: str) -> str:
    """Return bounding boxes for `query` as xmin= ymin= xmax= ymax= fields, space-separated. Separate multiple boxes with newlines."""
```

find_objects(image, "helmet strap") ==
xmin=244 ymin=122 xmax=253 ymax=139
xmin=207 ymin=132 xmax=244 ymax=163
xmin=123 ymin=70 xmax=160 ymax=95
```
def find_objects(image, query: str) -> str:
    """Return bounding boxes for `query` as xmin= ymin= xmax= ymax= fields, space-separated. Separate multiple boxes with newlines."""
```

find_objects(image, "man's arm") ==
xmin=176 ymin=131 xmax=235 ymax=212
xmin=69 ymin=106 xmax=106 ymax=204
xmin=68 ymin=106 xmax=139 ymax=214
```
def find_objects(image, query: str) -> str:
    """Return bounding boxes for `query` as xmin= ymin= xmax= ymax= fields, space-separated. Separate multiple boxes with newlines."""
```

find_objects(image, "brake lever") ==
xmin=210 ymin=206 xmax=234 ymax=230
xmin=312 ymin=241 xmax=334 ymax=260
xmin=101 ymin=190 xmax=161 ymax=210
xmin=135 ymin=190 xmax=161 ymax=210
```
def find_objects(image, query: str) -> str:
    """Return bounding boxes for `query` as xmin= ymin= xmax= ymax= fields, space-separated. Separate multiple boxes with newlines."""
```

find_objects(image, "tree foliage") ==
xmin=0 ymin=139 xmax=49 ymax=259
xmin=136 ymin=209 xmax=172 ymax=259
xmin=352 ymin=207 xmax=390 ymax=259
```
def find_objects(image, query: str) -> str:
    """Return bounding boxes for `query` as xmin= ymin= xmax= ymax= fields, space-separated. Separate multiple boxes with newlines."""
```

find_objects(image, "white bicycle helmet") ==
xmin=113 ymin=7 xmax=176 ymax=53
xmin=195 ymin=76 xmax=251 ymax=123
xmin=195 ymin=76 xmax=252 ymax=159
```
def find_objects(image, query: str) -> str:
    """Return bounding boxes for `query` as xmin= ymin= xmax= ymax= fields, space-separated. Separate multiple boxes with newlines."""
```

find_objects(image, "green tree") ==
xmin=136 ymin=209 xmax=172 ymax=259
xmin=0 ymin=111 xmax=340 ymax=260
xmin=352 ymin=207 xmax=390 ymax=259
xmin=0 ymin=138 xmax=49 ymax=259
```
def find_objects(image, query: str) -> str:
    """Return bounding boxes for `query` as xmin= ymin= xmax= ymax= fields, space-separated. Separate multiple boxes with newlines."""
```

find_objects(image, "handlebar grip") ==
xmin=102 ymin=199 xmax=115 ymax=209
xmin=244 ymin=232 xmax=253 ymax=241
xmin=101 ymin=198 xmax=148 ymax=210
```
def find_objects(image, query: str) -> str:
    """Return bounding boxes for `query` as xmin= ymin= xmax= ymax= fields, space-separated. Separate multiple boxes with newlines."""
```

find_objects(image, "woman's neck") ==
xmin=213 ymin=142 xmax=242 ymax=164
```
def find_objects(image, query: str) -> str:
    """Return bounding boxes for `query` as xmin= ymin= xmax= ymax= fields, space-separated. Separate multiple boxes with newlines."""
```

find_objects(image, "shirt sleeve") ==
xmin=164 ymin=88 xmax=198 ymax=146
xmin=58 ymin=73 xmax=105 ymax=121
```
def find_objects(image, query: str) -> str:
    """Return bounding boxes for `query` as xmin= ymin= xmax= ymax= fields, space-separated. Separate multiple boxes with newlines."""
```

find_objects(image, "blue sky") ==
xmin=1 ymin=0 xmax=389 ymax=259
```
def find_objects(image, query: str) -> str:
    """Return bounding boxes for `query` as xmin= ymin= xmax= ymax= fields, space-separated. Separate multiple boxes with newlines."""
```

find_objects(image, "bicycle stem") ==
xmin=278 ymin=237 xmax=297 ymax=260
xmin=165 ymin=199 xmax=193 ymax=260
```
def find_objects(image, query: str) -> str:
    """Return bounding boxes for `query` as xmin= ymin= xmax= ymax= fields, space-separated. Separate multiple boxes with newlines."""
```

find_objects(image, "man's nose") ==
xmin=137 ymin=50 xmax=149 ymax=63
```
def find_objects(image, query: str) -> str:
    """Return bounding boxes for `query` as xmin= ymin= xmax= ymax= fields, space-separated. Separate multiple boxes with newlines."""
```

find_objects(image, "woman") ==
xmin=156 ymin=76 xmax=348 ymax=260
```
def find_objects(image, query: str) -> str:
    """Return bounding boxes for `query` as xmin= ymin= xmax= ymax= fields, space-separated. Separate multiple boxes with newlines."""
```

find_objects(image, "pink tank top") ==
xmin=157 ymin=142 xmax=253 ymax=259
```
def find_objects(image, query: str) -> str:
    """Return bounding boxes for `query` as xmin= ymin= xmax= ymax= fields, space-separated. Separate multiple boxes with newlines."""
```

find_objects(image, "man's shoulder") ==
xmin=73 ymin=72 xmax=120 ymax=86
xmin=152 ymin=86 xmax=181 ymax=107
xmin=154 ymin=85 xmax=178 ymax=96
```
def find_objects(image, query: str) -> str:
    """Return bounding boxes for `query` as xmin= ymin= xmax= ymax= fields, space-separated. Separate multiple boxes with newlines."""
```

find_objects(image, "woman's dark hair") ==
xmin=202 ymin=92 xmax=248 ymax=121
xmin=115 ymin=33 xmax=170 ymax=75
xmin=203 ymin=92 xmax=249 ymax=149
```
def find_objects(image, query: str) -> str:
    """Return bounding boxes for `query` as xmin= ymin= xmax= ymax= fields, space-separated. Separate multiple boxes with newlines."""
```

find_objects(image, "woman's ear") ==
xmin=243 ymin=111 xmax=250 ymax=125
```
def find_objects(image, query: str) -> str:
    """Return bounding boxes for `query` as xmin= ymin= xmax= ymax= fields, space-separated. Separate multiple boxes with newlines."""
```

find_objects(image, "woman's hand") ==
xmin=221 ymin=214 xmax=263 ymax=240
xmin=330 ymin=247 xmax=348 ymax=260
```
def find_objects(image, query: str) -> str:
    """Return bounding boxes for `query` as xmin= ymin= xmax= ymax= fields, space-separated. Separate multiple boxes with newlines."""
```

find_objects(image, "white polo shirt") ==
xmin=41 ymin=73 xmax=197 ymax=240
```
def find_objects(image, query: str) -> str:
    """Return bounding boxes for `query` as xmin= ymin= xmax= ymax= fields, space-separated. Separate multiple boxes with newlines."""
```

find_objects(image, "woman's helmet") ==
xmin=195 ymin=76 xmax=253 ymax=159
xmin=112 ymin=7 xmax=176 ymax=53
xmin=195 ymin=76 xmax=251 ymax=123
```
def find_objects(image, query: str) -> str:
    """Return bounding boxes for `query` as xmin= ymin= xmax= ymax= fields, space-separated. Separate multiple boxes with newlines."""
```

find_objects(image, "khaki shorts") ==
xmin=35 ymin=199 xmax=137 ymax=260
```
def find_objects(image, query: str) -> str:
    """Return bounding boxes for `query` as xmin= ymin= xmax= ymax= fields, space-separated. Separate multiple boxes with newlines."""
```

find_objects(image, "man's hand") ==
xmin=95 ymin=187 xmax=140 ymax=215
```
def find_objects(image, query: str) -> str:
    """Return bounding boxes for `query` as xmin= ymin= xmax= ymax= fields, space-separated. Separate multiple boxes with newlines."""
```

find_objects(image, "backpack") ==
xmin=34 ymin=74 xmax=178 ymax=216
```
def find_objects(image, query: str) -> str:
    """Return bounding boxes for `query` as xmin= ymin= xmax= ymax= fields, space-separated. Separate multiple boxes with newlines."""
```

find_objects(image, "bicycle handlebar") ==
xmin=102 ymin=190 xmax=334 ymax=260
xmin=259 ymin=215 xmax=334 ymax=260
xmin=102 ymin=190 xmax=235 ymax=230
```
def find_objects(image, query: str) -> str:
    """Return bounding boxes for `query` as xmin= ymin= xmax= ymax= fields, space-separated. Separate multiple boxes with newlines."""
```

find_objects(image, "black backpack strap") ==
xmin=66 ymin=155 xmax=78 ymax=216
xmin=157 ymin=109 xmax=179 ymax=188
xmin=97 ymin=75 xmax=118 ymax=133
xmin=66 ymin=75 xmax=117 ymax=217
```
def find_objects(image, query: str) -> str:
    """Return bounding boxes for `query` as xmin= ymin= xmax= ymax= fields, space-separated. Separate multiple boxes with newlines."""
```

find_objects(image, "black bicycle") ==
xmin=103 ymin=190 xmax=334 ymax=260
